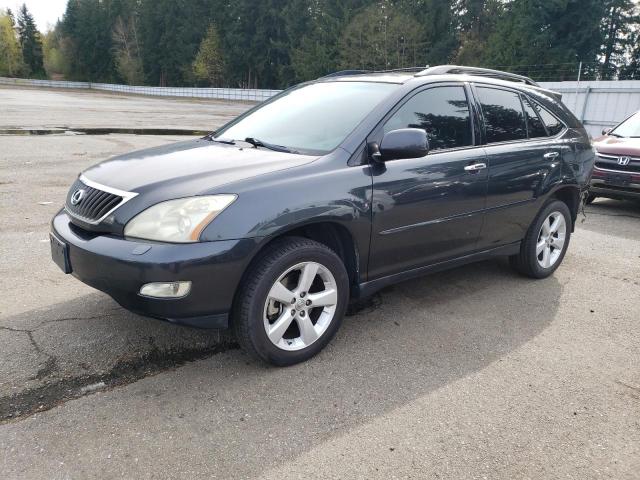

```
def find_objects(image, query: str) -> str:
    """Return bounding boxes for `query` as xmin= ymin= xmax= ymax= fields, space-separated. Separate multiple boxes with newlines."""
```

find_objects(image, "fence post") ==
xmin=579 ymin=86 xmax=591 ymax=122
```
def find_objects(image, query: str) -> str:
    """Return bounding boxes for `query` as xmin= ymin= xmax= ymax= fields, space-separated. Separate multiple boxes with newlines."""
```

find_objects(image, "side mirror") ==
xmin=602 ymin=127 xmax=612 ymax=136
xmin=372 ymin=128 xmax=429 ymax=162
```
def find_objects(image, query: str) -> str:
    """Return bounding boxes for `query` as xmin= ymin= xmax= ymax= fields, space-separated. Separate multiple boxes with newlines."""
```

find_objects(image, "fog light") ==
xmin=139 ymin=281 xmax=191 ymax=299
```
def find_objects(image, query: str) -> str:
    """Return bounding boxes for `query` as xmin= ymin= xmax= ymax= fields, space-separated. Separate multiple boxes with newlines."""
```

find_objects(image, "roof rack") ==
xmin=322 ymin=66 xmax=427 ymax=78
xmin=322 ymin=70 xmax=370 ymax=78
xmin=416 ymin=65 xmax=539 ymax=87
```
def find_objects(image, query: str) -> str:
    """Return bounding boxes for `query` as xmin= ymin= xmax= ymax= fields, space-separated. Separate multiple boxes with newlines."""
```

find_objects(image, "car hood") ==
xmin=82 ymin=139 xmax=318 ymax=194
xmin=593 ymin=136 xmax=640 ymax=157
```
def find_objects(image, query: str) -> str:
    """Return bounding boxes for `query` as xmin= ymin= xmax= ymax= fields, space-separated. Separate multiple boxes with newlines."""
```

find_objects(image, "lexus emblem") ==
xmin=70 ymin=189 xmax=86 ymax=205
xmin=617 ymin=156 xmax=631 ymax=166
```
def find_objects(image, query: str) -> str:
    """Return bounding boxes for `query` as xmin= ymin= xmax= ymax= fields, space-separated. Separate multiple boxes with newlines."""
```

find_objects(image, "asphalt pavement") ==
xmin=0 ymin=86 xmax=638 ymax=479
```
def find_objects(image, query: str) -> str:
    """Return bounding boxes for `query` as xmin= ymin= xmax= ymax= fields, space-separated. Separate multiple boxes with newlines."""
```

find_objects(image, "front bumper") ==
xmin=51 ymin=211 xmax=258 ymax=328
xmin=590 ymin=169 xmax=640 ymax=200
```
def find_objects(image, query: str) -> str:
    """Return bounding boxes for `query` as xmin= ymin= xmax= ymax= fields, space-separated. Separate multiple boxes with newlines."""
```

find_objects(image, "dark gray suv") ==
xmin=51 ymin=66 xmax=595 ymax=365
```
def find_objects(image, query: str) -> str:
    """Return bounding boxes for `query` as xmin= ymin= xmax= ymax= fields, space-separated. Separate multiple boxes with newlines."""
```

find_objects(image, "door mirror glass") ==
xmin=375 ymin=128 xmax=429 ymax=161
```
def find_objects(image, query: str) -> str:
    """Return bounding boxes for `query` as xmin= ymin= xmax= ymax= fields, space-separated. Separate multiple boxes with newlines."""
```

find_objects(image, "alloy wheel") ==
xmin=263 ymin=261 xmax=338 ymax=351
xmin=536 ymin=211 xmax=566 ymax=269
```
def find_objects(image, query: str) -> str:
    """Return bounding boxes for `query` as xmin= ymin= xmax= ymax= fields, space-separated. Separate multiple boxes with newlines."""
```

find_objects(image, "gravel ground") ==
xmin=0 ymin=87 xmax=638 ymax=479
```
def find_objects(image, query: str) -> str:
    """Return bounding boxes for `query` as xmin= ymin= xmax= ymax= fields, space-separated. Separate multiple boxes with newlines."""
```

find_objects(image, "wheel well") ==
xmin=551 ymin=186 xmax=580 ymax=229
xmin=236 ymin=222 xmax=360 ymax=303
xmin=278 ymin=223 xmax=359 ymax=288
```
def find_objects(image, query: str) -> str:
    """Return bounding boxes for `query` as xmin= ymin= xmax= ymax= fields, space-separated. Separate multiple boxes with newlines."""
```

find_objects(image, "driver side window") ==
xmin=383 ymin=86 xmax=473 ymax=151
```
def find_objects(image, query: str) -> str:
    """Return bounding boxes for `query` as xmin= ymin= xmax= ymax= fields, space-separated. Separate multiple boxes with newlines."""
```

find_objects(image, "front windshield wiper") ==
xmin=608 ymin=132 xmax=624 ymax=138
xmin=243 ymin=137 xmax=299 ymax=154
xmin=207 ymin=136 xmax=236 ymax=145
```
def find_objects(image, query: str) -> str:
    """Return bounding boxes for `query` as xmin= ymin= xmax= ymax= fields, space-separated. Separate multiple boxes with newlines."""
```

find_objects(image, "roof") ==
xmin=321 ymin=65 xmax=560 ymax=100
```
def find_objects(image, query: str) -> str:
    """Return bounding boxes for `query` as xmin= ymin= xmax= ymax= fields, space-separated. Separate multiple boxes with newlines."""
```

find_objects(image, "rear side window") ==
xmin=522 ymin=97 xmax=548 ymax=138
xmin=537 ymin=106 xmax=564 ymax=136
xmin=477 ymin=87 xmax=527 ymax=143
xmin=383 ymin=86 xmax=473 ymax=151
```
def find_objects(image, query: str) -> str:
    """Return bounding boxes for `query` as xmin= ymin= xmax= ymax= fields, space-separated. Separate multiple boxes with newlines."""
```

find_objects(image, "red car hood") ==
xmin=593 ymin=136 xmax=640 ymax=157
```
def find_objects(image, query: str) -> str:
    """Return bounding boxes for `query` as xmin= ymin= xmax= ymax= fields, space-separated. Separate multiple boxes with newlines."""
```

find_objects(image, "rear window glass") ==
xmin=477 ymin=87 xmax=527 ymax=143
xmin=537 ymin=105 xmax=564 ymax=136
xmin=522 ymin=97 xmax=548 ymax=138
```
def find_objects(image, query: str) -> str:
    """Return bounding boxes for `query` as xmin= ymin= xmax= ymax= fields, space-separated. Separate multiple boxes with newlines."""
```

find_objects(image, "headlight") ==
xmin=124 ymin=195 xmax=237 ymax=243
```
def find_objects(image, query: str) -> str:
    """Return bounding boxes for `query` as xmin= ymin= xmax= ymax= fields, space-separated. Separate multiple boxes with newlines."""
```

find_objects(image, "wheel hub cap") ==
xmin=536 ymin=211 xmax=567 ymax=269
xmin=263 ymin=261 xmax=338 ymax=352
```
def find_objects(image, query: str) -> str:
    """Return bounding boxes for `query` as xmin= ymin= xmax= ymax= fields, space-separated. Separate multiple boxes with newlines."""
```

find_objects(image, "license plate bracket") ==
xmin=50 ymin=233 xmax=72 ymax=274
xmin=606 ymin=173 xmax=631 ymax=187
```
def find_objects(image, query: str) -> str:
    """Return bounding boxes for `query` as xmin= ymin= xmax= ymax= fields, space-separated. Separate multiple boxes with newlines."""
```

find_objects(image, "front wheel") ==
xmin=510 ymin=200 xmax=572 ymax=279
xmin=233 ymin=237 xmax=349 ymax=366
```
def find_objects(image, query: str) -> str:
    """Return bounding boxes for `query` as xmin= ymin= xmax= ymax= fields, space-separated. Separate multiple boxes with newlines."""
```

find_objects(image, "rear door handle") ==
xmin=464 ymin=163 xmax=487 ymax=172
xmin=544 ymin=152 xmax=560 ymax=159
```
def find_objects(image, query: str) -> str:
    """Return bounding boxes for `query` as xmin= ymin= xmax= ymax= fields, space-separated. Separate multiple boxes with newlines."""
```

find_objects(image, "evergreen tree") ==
xmin=138 ymin=0 xmax=210 ymax=86
xmin=619 ymin=29 xmax=640 ymax=79
xmin=397 ymin=0 xmax=458 ymax=66
xmin=26 ymin=0 xmax=640 ymax=87
xmin=454 ymin=0 xmax=503 ymax=66
xmin=481 ymin=0 xmax=606 ymax=80
xmin=600 ymin=0 xmax=640 ymax=79
xmin=193 ymin=24 xmax=225 ymax=86
xmin=285 ymin=0 xmax=370 ymax=82
xmin=16 ymin=3 xmax=45 ymax=77
xmin=339 ymin=0 xmax=423 ymax=70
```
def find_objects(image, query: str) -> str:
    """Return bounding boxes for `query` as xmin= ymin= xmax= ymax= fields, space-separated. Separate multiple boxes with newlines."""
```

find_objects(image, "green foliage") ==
xmin=112 ymin=15 xmax=143 ymax=85
xmin=16 ymin=3 xmax=45 ymax=77
xmin=339 ymin=0 xmax=423 ymax=70
xmin=193 ymin=25 xmax=225 ymax=86
xmin=0 ymin=10 xmax=26 ymax=76
xmin=2 ymin=0 xmax=639 ymax=85
xmin=42 ymin=28 xmax=69 ymax=77
xmin=600 ymin=0 xmax=640 ymax=78
xmin=480 ymin=0 xmax=607 ymax=80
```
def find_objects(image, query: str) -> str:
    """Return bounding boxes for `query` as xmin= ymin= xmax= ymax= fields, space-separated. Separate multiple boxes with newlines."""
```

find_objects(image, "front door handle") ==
xmin=544 ymin=151 xmax=560 ymax=159
xmin=464 ymin=163 xmax=487 ymax=172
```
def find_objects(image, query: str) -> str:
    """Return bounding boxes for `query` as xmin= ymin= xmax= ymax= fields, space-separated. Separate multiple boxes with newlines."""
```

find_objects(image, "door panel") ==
xmin=473 ymin=86 xmax=565 ymax=248
xmin=369 ymin=149 xmax=488 ymax=279
xmin=368 ymin=84 xmax=488 ymax=280
xmin=478 ymin=141 xmax=559 ymax=248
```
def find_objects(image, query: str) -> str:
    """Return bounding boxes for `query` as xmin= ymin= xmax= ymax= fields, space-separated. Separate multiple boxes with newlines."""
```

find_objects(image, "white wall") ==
xmin=540 ymin=81 xmax=640 ymax=137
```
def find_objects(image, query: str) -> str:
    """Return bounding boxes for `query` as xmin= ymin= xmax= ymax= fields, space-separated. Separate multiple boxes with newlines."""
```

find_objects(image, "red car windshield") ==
xmin=611 ymin=111 xmax=640 ymax=138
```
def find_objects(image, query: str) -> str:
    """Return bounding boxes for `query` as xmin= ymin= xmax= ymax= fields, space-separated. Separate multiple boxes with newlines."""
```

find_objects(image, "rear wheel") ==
xmin=233 ymin=237 xmax=349 ymax=366
xmin=510 ymin=200 xmax=571 ymax=279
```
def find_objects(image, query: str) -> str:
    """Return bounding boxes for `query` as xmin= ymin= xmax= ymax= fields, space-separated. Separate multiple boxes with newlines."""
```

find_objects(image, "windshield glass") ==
xmin=611 ymin=111 xmax=640 ymax=137
xmin=215 ymin=81 xmax=398 ymax=154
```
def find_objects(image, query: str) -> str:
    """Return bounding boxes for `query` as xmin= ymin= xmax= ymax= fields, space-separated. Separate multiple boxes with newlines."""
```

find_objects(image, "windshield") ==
xmin=611 ymin=111 xmax=640 ymax=138
xmin=215 ymin=81 xmax=398 ymax=154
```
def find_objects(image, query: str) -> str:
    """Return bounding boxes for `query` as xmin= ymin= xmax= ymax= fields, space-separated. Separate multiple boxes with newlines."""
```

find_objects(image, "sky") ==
xmin=0 ymin=0 xmax=67 ymax=31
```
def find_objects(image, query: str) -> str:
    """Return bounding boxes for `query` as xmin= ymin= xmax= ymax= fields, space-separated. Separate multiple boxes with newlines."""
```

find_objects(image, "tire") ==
xmin=232 ymin=237 xmax=349 ymax=366
xmin=509 ymin=200 xmax=572 ymax=279
xmin=585 ymin=193 xmax=596 ymax=204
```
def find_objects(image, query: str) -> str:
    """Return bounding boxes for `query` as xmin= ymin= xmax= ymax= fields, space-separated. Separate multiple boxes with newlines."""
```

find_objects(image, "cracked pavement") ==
xmin=1 ymin=87 xmax=639 ymax=479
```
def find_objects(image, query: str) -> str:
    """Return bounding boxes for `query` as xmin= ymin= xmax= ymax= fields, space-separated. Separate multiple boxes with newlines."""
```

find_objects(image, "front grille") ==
xmin=65 ymin=178 xmax=124 ymax=224
xmin=595 ymin=154 xmax=640 ymax=174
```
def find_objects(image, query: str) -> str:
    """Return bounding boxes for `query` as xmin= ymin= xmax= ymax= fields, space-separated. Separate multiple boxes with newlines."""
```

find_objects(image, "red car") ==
xmin=590 ymin=111 xmax=640 ymax=203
